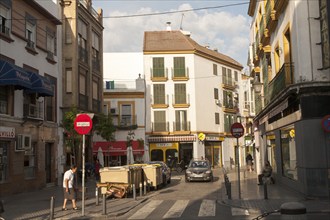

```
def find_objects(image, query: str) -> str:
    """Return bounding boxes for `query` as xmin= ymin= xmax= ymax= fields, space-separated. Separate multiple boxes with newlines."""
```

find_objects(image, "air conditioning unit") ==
xmin=110 ymin=108 xmax=117 ymax=115
xmin=15 ymin=134 xmax=31 ymax=151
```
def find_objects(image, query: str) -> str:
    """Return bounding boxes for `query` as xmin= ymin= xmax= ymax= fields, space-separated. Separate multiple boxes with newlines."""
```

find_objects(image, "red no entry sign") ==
xmin=231 ymin=122 xmax=244 ymax=138
xmin=321 ymin=115 xmax=330 ymax=133
xmin=74 ymin=114 xmax=93 ymax=135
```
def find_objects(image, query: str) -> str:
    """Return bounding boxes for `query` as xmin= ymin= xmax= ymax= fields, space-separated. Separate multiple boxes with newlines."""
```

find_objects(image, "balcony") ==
xmin=78 ymin=0 xmax=102 ymax=22
xmin=265 ymin=62 xmax=294 ymax=105
xmin=265 ymin=0 xmax=278 ymax=35
xmin=152 ymin=122 xmax=169 ymax=133
xmin=259 ymin=15 xmax=269 ymax=46
xmin=172 ymin=94 xmax=190 ymax=108
xmin=151 ymin=94 xmax=169 ymax=108
xmin=79 ymin=94 xmax=88 ymax=110
xmin=172 ymin=67 xmax=189 ymax=81
xmin=173 ymin=121 xmax=191 ymax=133
xmin=115 ymin=115 xmax=137 ymax=130
xmin=223 ymin=101 xmax=239 ymax=114
xmin=150 ymin=68 xmax=168 ymax=81
xmin=23 ymin=103 xmax=44 ymax=120
xmin=0 ymin=24 xmax=10 ymax=36
xmin=274 ymin=0 xmax=289 ymax=17
xmin=222 ymin=76 xmax=237 ymax=90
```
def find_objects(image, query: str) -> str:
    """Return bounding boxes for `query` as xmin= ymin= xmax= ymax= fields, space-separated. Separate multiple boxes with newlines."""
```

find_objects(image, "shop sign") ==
xmin=0 ymin=127 xmax=15 ymax=138
xmin=205 ymin=136 xmax=223 ymax=141
xmin=156 ymin=143 xmax=172 ymax=147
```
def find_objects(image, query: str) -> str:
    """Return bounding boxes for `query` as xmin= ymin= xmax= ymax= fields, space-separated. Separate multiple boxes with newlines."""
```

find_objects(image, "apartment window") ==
xmin=45 ymin=75 xmax=56 ymax=122
xmin=281 ymin=128 xmax=297 ymax=180
xmin=79 ymin=74 xmax=86 ymax=95
xmin=23 ymin=92 xmax=43 ymax=118
xmin=120 ymin=104 xmax=132 ymax=126
xmin=0 ymin=4 xmax=10 ymax=36
xmin=173 ymin=57 xmax=185 ymax=77
xmin=65 ymin=18 xmax=72 ymax=44
xmin=175 ymin=110 xmax=187 ymax=131
xmin=0 ymin=86 xmax=10 ymax=114
xmin=46 ymin=30 xmax=56 ymax=59
xmin=223 ymin=90 xmax=233 ymax=108
xmin=227 ymin=69 xmax=232 ymax=85
xmin=78 ymin=18 xmax=87 ymax=62
xmin=153 ymin=57 xmax=165 ymax=77
xmin=93 ymin=80 xmax=98 ymax=100
xmin=214 ymin=88 xmax=219 ymax=100
xmin=319 ymin=0 xmax=330 ymax=68
xmin=274 ymin=44 xmax=281 ymax=73
xmin=154 ymin=111 xmax=166 ymax=131
xmin=213 ymin=64 xmax=217 ymax=75
xmin=224 ymin=114 xmax=236 ymax=133
xmin=65 ymin=68 xmax=72 ymax=93
xmin=234 ymin=71 xmax=238 ymax=81
xmin=215 ymin=112 xmax=220 ymax=124
xmin=222 ymin=67 xmax=227 ymax=84
xmin=25 ymin=14 xmax=36 ymax=49
xmin=174 ymin=83 xmax=186 ymax=104
xmin=0 ymin=141 xmax=9 ymax=182
xmin=92 ymin=31 xmax=100 ymax=71
xmin=24 ymin=142 xmax=36 ymax=179
xmin=92 ymin=80 xmax=100 ymax=112
xmin=153 ymin=84 xmax=165 ymax=104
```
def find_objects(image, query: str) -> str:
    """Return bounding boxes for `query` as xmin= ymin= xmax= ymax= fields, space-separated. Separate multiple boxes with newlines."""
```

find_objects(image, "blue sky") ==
xmin=92 ymin=0 xmax=251 ymax=67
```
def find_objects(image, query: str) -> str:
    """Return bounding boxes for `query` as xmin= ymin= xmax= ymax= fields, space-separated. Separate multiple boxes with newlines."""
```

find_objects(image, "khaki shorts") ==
xmin=63 ymin=188 xmax=76 ymax=200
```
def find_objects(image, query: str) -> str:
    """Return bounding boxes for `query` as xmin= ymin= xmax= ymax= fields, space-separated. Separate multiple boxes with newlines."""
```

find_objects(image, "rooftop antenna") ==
xmin=180 ymin=13 xmax=184 ymax=30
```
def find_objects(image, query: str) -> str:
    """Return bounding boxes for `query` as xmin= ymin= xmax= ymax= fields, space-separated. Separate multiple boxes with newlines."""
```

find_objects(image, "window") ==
xmin=154 ymin=111 xmax=166 ymax=131
xmin=234 ymin=71 xmax=238 ymax=81
xmin=319 ymin=0 xmax=330 ymax=68
xmin=79 ymin=74 xmax=86 ymax=95
xmin=173 ymin=57 xmax=185 ymax=77
xmin=0 ymin=141 xmax=8 ymax=182
xmin=45 ymin=75 xmax=56 ymax=122
xmin=92 ymin=31 xmax=100 ymax=71
xmin=175 ymin=110 xmax=187 ymax=131
xmin=174 ymin=84 xmax=186 ymax=104
xmin=78 ymin=18 xmax=87 ymax=62
xmin=23 ymin=92 xmax=43 ymax=119
xmin=25 ymin=15 xmax=36 ymax=48
xmin=214 ymin=88 xmax=219 ymax=100
xmin=65 ymin=18 xmax=72 ymax=44
xmin=224 ymin=114 xmax=236 ymax=133
xmin=0 ymin=85 xmax=12 ymax=114
xmin=153 ymin=84 xmax=165 ymax=104
xmin=153 ymin=57 xmax=165 ymax=77
xmin=222 ymin=67 xmax=227 ymax=84
xmin=223 ymin=90 xmax=233 ymax=108
xmin=120 ymin=104 xmax=132 ymax=126
xmin=215 ymin=112 xmax=220 ymax=124
xmin=0 ymin=4 xmax=10 ymax=36
xmin=46 ymin=29 xmax=55 ymax=58
xmin=92 ymin=79 xmax=100 ymax=112
xmin=274 ymin=44 xmax=281 ymax=73
xmin=65 ymin=68 xmax=72 ymax=93
xmin=281 ymin=128 xmax=297 ymax=180
xmin=213 ymin=64 xmax=217 ymax=75
xmin=24 ymin=142 xmax=36 ymax=179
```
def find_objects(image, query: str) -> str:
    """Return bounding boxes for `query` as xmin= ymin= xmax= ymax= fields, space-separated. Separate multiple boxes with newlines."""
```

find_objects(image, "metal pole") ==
xmin=102 ymin=194 xmax=106 ymax=215
xmin=95 ymin=187 xmax=99 ymax=205
xmin=50 ymin=196 xmax=54 ymax=220
xmin=82 ymin=134 xmax=85 ymax=216
xmin=264 ymin=182 xmax=268 ymax=199
xmin=236 ymin=138 xmax=241 ymax=199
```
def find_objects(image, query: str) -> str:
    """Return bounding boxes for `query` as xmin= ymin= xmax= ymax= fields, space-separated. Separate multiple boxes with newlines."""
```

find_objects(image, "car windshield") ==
xmin=189 ymin=161 xmax=209 ymax=168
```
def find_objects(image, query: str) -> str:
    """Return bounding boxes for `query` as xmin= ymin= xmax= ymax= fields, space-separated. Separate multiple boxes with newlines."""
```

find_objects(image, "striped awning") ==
xmin=148 ymin=135 xmax=196 ymax=143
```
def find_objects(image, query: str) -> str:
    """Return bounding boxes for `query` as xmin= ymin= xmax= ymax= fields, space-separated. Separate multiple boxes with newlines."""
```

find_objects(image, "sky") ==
xmin=92 ymin=0 xmax=251 ymax=68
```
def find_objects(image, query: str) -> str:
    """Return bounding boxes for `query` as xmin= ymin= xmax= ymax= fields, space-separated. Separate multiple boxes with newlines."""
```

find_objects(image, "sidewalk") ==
xmin=219 ymin=168 xmax=330 ymax=217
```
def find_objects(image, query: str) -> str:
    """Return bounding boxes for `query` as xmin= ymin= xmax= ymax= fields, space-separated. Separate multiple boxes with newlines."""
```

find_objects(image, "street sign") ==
xmin=74 ymin=114 xmax=93 ymax=135
xmin=321 ymin=115 xmax=330 ymax=133
xmin=231 ymin=122 xmax=244 ymax=138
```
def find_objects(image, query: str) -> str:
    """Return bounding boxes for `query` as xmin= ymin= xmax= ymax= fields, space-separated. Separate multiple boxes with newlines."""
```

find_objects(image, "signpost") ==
xmin=74 ymin=114 xmax=93 ymax=216
xmin=321 ymin=115 xmax=330 ymax=133
xmin=231 ymin=122 xmax=244 ymax=199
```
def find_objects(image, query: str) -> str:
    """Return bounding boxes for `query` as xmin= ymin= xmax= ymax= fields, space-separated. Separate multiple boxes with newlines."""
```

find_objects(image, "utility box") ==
xmin=142 ymin=165 xmax=163 ymax=190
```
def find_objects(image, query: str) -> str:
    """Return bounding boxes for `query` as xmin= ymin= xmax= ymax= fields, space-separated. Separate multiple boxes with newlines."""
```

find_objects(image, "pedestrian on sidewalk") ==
xmin=258 ymin=161 xmax=273 ymax=185
xmin=245 ymin=153 xmax=254 ymax=172
xmin=62 ymin=165 xmax=79 ymax=211
xmin=94 ymin=159 xmax=101 ymax=182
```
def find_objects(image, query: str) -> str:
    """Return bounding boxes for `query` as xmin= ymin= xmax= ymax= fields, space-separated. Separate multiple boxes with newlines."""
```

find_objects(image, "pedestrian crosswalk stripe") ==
xmin=231 ymin=207 xmax=250 ymax=216
xmin=198 ymin=199 xmax=216 ymax=217
xmin=128 ymin=200 xmax=163 ymax=219
xmin=163 ymin=200 xmax=189 ymax=219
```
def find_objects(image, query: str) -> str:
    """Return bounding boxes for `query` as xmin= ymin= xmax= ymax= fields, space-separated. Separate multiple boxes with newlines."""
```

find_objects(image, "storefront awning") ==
xmin=0 ymin=60 xmax=32 ymax=90
xmin=27 ymin=72 xmax=54 ymax=97
xmin=148 ymin=135 xmax=196 ymax=143
xmin=93 ymin=141 xmax=144 ymax=156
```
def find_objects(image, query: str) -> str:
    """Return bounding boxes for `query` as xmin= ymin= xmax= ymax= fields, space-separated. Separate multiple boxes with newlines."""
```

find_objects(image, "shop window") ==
xmin=281 ymin=128 xmax=297 ymax=180
xmin=0 ymin=141 xmax=9 ymax=182
xmin=151 ymin=149 xmax=163 ymax=161
xmin=24 ymin=142 xmax=36 ymax=179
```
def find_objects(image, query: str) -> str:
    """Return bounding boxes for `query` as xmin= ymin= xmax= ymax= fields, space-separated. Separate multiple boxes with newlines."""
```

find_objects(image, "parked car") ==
xmin=185 ymin=159 xmax=213 ymax=182
xmin=147 ymin=161 xmax=171 ymax=185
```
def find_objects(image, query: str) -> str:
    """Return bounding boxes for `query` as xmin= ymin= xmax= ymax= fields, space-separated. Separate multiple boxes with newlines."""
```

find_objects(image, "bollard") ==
xmin=263 ymin=182 xmax=268 ymax=199
xmin=147 ymin=180 xmax=150 ymax=192
xmin=133 ymin=184 xmax=136 ymax=200
xmin=280 ymin=202 xmax=306 ymax=220
xmin=227 ymin=182 xmax=232 ymax=200
xmin=95 ymin=187 xmax=99 ymax=206
xmin=144 ymin=181 xmax=147 ymax=195
xmin=102 ymin=194 xmax=106 ymax=215
xmin=139 ymin=183 xmax=142 ymax=197
xmin=49 ymin=196 xmax=55 ymax=220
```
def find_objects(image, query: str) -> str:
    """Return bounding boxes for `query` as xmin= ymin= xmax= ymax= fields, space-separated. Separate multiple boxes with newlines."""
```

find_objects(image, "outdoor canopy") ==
xmin=26 ymin=71 xmax=54 ymax=97
xmin=0 ymin=59 xmax=32 ymax=90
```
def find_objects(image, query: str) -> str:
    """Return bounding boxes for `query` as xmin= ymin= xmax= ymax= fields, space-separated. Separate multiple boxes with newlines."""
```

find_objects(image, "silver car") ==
xmin=185 ymin=159 xmax=213 ymax=182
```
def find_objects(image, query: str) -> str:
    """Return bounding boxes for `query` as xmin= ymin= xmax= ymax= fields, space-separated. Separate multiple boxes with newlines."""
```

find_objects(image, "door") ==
xmin=45 ymin=142 xmax=52 ymax=183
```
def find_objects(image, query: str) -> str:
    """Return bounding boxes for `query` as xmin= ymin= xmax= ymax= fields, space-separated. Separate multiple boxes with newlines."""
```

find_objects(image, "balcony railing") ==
xmin=79 ymin=46 xmax=88 ymax=63
xmin=114 ymin=115 xmax=137 ymax=130
xmin=23 ymin=103 xmax=44 ymax=119
xmin=151 ymin=68 xmax=168 ymax=81
xmin=265 ymin=0 xmax=278 ymax=35
xmin=0 ymin=24 xmax=10 ymax=36
xmin=265 ymin=62 xmax=294 ymax=105
xmin=151 ymin=94 xmax=169 ymax=107
xmin=172 ymin=94 xmax=190 ymax=105
xmin=172 ymin=67 xmax=189 ymax=80
xmin=173 ymin=121 xmax=190 ymax=132
xmin=79 ymin=94 xmax=88 ymax=110
xmin=152 ymin=122 xmax=169 ymax=132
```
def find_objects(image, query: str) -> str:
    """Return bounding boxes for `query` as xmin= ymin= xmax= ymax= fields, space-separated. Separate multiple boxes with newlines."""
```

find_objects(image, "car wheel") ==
xmin=185 ymin=177 xmax=189 ymax=182
xmin=167 ymin=175 xmax=171 ymax=184
xmin=209 ymin=175 xmax=214 ymax=182
xmin=163 ymin=175 xmax=167 ymax=186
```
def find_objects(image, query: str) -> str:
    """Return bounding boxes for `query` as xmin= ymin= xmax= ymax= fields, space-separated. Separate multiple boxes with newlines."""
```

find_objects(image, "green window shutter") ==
xmin=153 ymin=57 xmax=165 ymax=77
xmin=222 ymin=67 xmax=226 ymax=84
xmin=153 ymin=84 xmax=165 ymax=104
xmin=174 ymin=84 xmax=186 ymax=104
xmin=154 ymin=111 xmax=166 ymax=131
xmin=174 ymin=57 xmax=185 ymax=77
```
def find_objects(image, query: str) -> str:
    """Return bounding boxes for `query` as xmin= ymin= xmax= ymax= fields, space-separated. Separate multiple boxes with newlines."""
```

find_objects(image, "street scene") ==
xmin=1 ymin=0 xmax=330 ymax=220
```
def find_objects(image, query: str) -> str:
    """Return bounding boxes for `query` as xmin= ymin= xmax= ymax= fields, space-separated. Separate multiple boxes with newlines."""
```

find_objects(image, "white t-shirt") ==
xmin=63 ymin=169 xmax=74 ymax=188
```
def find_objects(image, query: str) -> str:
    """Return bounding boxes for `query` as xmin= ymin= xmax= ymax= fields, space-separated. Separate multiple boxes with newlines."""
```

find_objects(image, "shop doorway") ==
xmin=45 ymin=142 xmax=53 ymax=183
xmin=179 ymin=143 xmax=193 ymax=166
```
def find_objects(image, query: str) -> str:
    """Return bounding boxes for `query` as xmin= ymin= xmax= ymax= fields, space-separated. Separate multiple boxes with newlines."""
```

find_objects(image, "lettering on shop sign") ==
xmin=156 ymin=143 xmax=172 ymax=147
xmin=0 ymin=127 xmax=15 ymax=138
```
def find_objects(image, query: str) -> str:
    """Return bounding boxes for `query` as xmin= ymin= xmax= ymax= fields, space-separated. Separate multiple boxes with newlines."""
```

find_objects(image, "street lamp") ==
xmin=252 ymin=76 xmax=263 ymax=93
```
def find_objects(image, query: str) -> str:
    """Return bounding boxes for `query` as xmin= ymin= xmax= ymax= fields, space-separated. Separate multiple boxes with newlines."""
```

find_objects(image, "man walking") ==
xmin=62 ymin=165 xmax=78 ymax=210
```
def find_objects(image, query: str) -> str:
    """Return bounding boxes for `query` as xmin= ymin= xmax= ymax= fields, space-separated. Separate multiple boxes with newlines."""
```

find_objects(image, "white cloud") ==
xmin=101 ymin=3 xmax=250 ymax=66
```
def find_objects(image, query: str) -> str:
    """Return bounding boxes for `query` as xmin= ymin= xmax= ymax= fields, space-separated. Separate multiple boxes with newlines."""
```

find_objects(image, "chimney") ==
xmin=166 ymin=22 xmax=171 ymax=31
